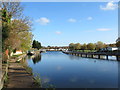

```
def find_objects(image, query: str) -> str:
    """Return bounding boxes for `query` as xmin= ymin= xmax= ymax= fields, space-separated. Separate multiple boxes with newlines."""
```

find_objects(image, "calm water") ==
xmin=26 ymin=51 xmax=119 ymax=88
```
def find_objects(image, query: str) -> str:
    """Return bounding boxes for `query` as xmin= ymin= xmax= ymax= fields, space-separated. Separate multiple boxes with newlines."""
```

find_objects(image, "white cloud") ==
xmin=68 ymin=18 xmax=77 ymax=23
xmin=36 ymin=17 xmax=50 ymax=25
xmin=100 ymin=1 xmax=118 ymax=10
xmin=55 ymin=31 xmax=62 ymax=34
xmin=97 ymin=28 xmax=111 ymax=31
xmin=87 ymin=17 xmax=93 ymax=20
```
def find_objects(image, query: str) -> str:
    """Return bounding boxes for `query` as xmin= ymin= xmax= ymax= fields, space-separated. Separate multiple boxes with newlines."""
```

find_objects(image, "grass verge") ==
xmin=21 ymin=62 xmax=42 ymax=88
xmin=33 ymin=73 xmax=42 ymax=88
xmin=3 ymin=74 xmax=9 ymax=88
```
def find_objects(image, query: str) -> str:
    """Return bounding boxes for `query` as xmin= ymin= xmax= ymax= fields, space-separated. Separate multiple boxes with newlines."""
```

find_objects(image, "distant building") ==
xmin=100 ymin=47 xmax=118 ymax=51
xmin=107 ymin=47 xmax=118 ymax=51
xmin=14 ymin=50 xmax=23 ymax=55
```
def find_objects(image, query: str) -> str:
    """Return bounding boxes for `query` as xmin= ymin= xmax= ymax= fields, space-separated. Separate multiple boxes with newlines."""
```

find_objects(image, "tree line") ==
xmin=1 ymin=1 xmax=33 ymax=61
xmin=69 ymin=41 xmax=117 ymax=51
xmin=42 ymin=46 xmax=68 ymax=49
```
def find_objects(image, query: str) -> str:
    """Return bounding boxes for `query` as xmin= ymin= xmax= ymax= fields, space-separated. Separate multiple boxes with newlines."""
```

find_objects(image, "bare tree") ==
xmin=2 ymin=0 xmax=23 ymax=19
xmin=2 ymin=0 xmax=33 ymax=56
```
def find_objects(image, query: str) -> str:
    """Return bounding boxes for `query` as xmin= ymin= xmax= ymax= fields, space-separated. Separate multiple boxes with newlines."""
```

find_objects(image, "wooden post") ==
xmin=81 ymin=54 xmax=82 ymax=57
xmin=91 ymin=54 xmax=93 ymax=58
xmin=98 ymin=55 xmax=100 ymax=59
xmin=116 ymin=56 xmax=119 ymax=61
xmin=106 ymin=55 xmax=108 ymax=60
xmin=86 ymin=54 xmax=87 ymax=58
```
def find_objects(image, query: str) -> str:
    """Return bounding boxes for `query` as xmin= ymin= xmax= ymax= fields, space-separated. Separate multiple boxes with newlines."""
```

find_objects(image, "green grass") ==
xmin=75 ymin=50 xmax=97 ymax=53
xmin=20 ymin=63 xmax=42 ymax=87
xmin=26 ymin=66 xmax=33 ymax=75
xmin=4 ymin=74 xmax=8 ymax=83
xmin=3 ymin=74 xmax=9 ymax=88
xmin=33 ymin=73 xmax=42 ymax=88
xmin=20 ymin=58 xmax=42 ymax=88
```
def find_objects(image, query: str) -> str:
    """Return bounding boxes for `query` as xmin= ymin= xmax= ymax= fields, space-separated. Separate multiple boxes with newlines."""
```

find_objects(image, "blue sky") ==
xmin=22 ymin=2 xmax=118 ymax=46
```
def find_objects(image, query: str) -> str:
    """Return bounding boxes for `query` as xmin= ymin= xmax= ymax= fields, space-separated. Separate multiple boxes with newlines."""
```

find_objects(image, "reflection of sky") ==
xmin=69 ymin=77 xmax=78 ymax=83
xmin=27 ymin=51 xmax=118 ymax=88
xmin=56 ymin=66 xmax=62 ymax=71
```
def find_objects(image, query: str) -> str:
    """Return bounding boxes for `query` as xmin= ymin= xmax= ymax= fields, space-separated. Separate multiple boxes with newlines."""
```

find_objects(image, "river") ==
xmin=26 ymin=51 xmax=119 ymax=88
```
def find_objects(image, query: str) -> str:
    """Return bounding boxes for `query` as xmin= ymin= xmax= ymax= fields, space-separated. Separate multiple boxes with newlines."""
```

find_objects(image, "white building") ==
xmin=101 ymin=47 xmax=118 ymax=51
xmin=107 ymin=47 xmax=118 ymax=51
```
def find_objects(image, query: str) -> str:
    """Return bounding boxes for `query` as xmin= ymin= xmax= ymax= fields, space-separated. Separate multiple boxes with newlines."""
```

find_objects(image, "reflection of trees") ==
xmin=32 ymin=54 xmax=41 ymax=64
xmin=27 ymin=55 xmax=31 ymax=60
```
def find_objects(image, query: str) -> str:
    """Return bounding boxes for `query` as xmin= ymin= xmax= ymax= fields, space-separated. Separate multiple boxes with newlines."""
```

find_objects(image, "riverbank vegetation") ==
xmin=1 ymin=1 xmax=42 ymax=88
xmin=68 ymin=41 xmax=118 ymax=52
xmin=2 ymin=1 xmax=33 ymax=62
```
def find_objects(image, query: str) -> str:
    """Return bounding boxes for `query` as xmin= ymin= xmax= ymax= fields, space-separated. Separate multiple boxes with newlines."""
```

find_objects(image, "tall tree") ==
xmin=87 ymin=43 xmax=95 ymax=50
xmin=74 ymin=43 xmax=81 ymax=50
xmin=32 ymin=40 xmax=41 ymax=50
xmin=95 ymin=41 xmax=105 ymax=50
xmin=2 ymin=1 xmax=33 ymax=58
xmin=2 ymin=1 xmax=23 ymax=52
xmin=81 ymin=43 xmax=87 ymax=50
xmin=69 ymin=43 xmax=75 ymax=50
xmin=4 ymin=19 xmax=32 ymax=52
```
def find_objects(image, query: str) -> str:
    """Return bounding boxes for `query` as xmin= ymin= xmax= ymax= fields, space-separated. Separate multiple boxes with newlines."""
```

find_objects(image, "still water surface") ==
xmin=26 ymin=51 xmax=119 ymax=88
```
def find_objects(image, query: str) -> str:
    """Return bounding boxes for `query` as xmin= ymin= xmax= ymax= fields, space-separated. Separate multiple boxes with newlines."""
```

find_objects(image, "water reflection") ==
xmin=68 ymin=55 xmax=81 ymax=60
xmin=26 ymin=51 xmax=118 ymax=88
xmin=56 ymin=66 xmax=62 ymax=71
xmin=32 ymin=54 xmax=41 ymax=64
xmin=69 ymin=77 xmax=78 ymax=83
xmin=27 ymin=55 xmax=32 ymax=60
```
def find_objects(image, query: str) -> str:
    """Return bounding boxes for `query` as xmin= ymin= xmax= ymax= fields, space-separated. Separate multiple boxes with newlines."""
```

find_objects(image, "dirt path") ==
xmin=6 ymin=59 xmax=37 ymax=88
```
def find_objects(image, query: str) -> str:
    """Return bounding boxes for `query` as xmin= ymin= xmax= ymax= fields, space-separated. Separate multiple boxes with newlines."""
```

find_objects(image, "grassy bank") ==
xmin=3 ymin=54 xmax=42 ymax=88
xmin=20 ymin=57 xmax=42 ymax=88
